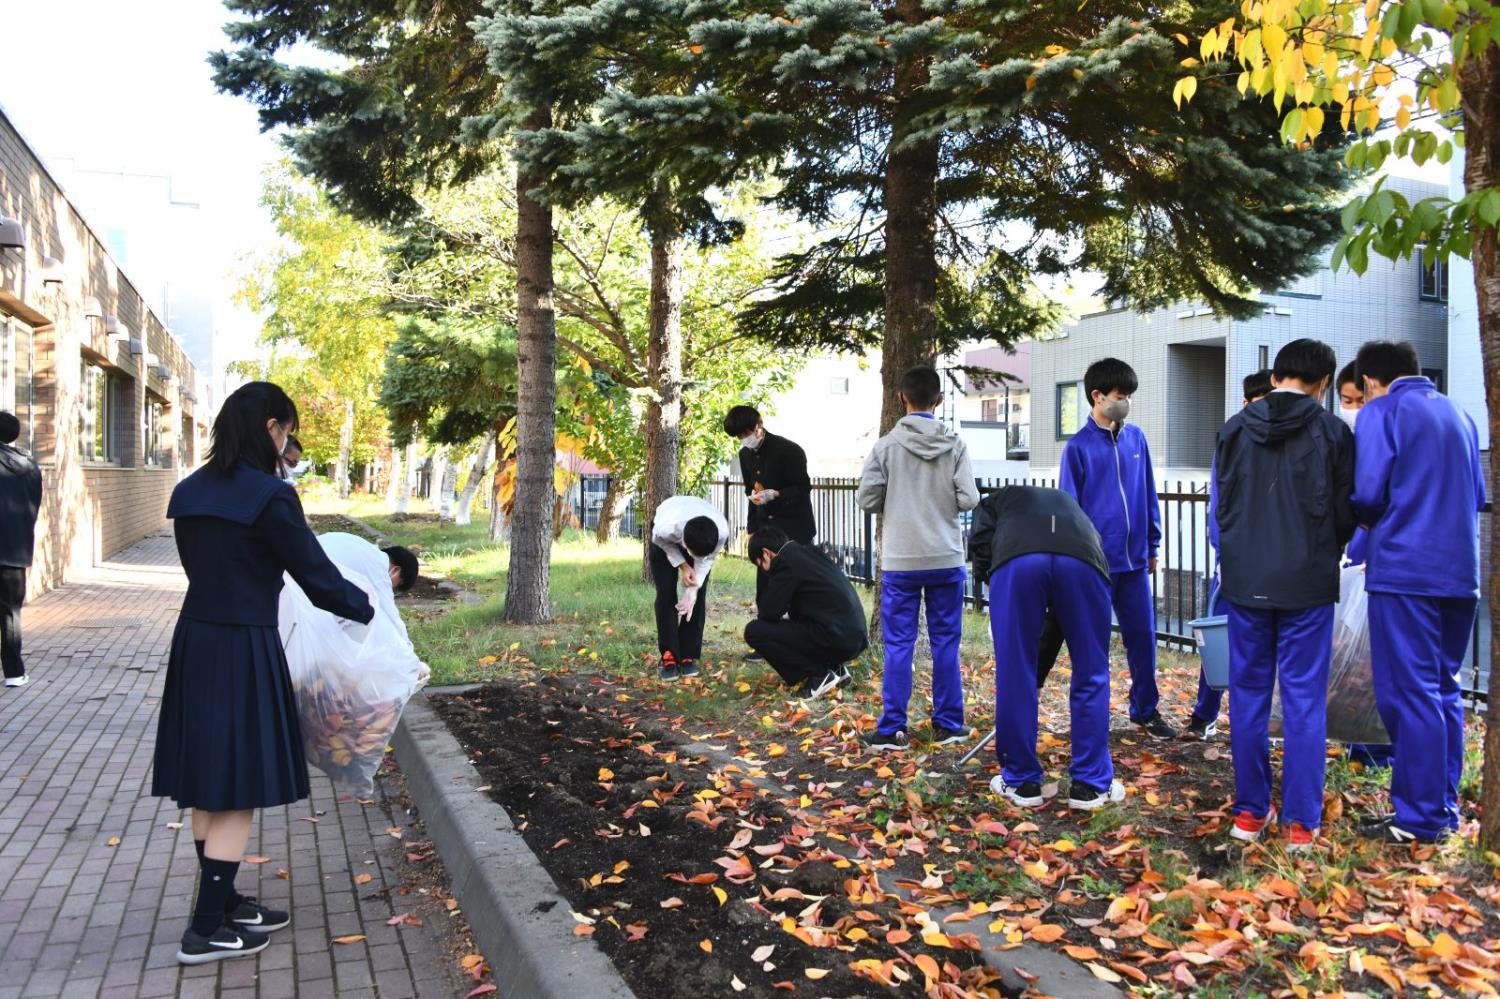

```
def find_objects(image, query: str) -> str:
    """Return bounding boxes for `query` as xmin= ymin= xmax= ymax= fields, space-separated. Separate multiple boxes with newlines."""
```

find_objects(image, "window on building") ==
xmin=1056 ymin=381 xmax=1085 ymax=439
xmin=829 ymin=377 xmax=849 ymax=395
xmin=144 ymin=394 xmax=168 ymax=466
xmin=1423 ymin=368 xmax=1446 ymax=393
xmin=79 ymin=360 xmax=119 ymax=463
xmin=179 ymin=416 xmax=194 ymax=468
xmin=0 ymin=317 xmax=29 ymax=450
xmin=1420 ymin=252 xmax=1449 ymax=302
xmin=1258 ymin=345 xmax=1269 ymax=370
xmin=981 ymin=398 xmax=999 ymax=423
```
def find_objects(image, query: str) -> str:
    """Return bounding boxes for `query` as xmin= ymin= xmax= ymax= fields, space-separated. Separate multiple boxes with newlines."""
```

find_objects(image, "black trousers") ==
xmin=649 ymin=544 xmax=711 ymax=662
xmin=0 ymin=567 xmax=24 ymax=679
xmin=1036 ymin=607 xmax=1065 ymax=688
xmin=744 ymin=618 xmax=865 ymax=686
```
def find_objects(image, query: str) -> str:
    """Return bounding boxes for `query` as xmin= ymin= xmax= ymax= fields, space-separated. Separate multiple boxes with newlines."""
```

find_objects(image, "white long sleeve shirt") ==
xmin=651 ymin=495 xmax=729 ymax=580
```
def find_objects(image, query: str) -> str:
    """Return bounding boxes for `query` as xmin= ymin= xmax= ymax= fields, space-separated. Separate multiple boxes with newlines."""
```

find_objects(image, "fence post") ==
xmin=863 ymin=510 xmax=874 ymax=581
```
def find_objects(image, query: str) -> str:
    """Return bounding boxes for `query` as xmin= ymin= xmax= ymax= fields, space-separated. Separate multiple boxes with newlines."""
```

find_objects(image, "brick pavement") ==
xmin=0 ymin=535 xmax=471 ymax=998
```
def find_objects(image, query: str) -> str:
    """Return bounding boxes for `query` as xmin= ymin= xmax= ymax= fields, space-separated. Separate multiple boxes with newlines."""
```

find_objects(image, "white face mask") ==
xmin=740 ymin=429 xmax=765 ymax=450
xmin=1337 ymin=406 xmax=1360 ymax=431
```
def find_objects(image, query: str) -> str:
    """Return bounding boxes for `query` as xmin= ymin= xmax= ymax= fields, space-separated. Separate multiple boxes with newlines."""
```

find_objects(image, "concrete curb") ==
xmin=393 ymin=689 xmax=638 ymax=999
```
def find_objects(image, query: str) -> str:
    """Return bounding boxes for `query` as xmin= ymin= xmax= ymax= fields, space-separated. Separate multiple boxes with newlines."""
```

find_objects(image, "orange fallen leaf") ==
xmin=914 ymin=953 xmax=941 ymax=987
xmin=276 ymin=869 xmax=290 ymax=880
xmin=700 ymin=939 xmax=713 ymax=953
xmin=598 ymin=767 xmax=615 ymax=781
xmin=355 ymin=873 xmax=374 ymax=885
xmin=243 ymin=855 xmax=271 ymax=864
xmin=574 ymin=924 xmax=595 ymax=937
xmin=460 ymin=954 xmax=485 ymax=971
xmin=1031 ymin=924 xmax=1065 ymax=943
xmin=332 ymin=934 xmax=367 ymax=945
xmin=1063 ymin=945 xmax=1102 ymax=960
xmin=886 ymin=929 xmax=912 ymax=945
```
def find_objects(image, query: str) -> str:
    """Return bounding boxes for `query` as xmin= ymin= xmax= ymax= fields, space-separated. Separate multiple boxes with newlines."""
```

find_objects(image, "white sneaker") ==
xmin=990 ymin=776 xmax=1044 ymax=808
xmin=3 ymin=675 xmax=28 ymax=688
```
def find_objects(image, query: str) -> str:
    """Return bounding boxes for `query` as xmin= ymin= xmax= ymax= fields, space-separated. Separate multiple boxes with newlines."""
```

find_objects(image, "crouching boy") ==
xmin=744 ymin=527 xmax=868 ymax=698
xmin=649 ymin=495 xmax=728 ymax=680
xmin=970 ymin=485 xmax=1121 ymax=810
xmin=1212 ymin=339 xmax=1355 ymax=851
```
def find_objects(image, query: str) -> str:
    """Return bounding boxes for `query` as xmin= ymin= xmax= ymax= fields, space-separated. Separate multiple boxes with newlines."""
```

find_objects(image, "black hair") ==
xmin=1272 ymin=338 xmax=1337 ymax=386
xmin=747 ymin=526 xmax=789 ymax=565
xmin=682 ymin=516 xmax=720 ymax=559
xmin=284 ymin=434 xmax=302 ymax=456
xmin=1083 ymin=358 xmax=1138 ymax=404
xmin=1356 ymin=340 xmax=1421 ymax=387
xmin=723 ymin=405 xmax=761 ymax=438
xmin=898 ymin=365 xmax=942 ymax=410
xmin=383 ymin=545 xmax=419 ymax=592
xmin=1242 ymin=369 xmax=1273 ymax=403
xmin=0 ymin=411 xmax=18 ymax=445
xmin=207 ymin=381 xmax=299 ymax=477
xmin=1336 ymin=361 xmax=1361 ymax=390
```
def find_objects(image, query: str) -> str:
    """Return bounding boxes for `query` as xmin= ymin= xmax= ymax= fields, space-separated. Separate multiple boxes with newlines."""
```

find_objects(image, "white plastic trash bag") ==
xmin=1269 ymin=565 xmax=1390 ymax=745
xmin=280 ymin=532 xmax=430 ymax=796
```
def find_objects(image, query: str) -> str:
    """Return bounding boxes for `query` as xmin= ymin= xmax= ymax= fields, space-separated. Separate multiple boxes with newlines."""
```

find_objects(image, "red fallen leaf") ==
xmin=667 ymin=872 xmax=719 ymax=885
xmin=752 ymin=843 xmax=785 ymax=857
xmin=466 ymin=986 xmax=498 ymax=998
xmin=387 ymin=913 xmax=423 ymax=926
xmin=407 ymin=852 xmax=432 ymax=862
xmin=574 ymin=924 xmax=595 ymax=937
xmin=552 ymin=838 xmax=571 ymax=849
xmin=886 ymin=929 xmax=912 ymax=945
xmin=299 ymin=816 xmax=320 ymax=824
xmin=625 ymin=922 xmax=649 ymax=942
xmin=772 ymin=983 xmax=795 ymax=991
xmin=243 ymin=855 xmax=271 ymax=864
xmin=386 ymin=826 xmax=404 ymax=839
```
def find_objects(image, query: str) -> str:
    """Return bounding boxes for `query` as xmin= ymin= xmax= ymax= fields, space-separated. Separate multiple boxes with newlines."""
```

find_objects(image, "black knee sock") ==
xmin=191 ymin=858 xmax=239 ymax=936
xmin=194 ymin=839 xmax=244 ymax=913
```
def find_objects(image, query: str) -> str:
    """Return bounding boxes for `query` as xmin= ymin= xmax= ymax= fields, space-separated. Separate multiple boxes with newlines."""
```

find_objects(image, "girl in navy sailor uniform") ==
xmin=152 ymin=382 xmax=374 ymax=964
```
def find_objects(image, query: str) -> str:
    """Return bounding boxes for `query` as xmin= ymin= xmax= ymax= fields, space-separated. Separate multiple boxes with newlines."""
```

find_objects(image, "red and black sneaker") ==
xmin=677 ymin=658 xmax=699 ymax=678
xmin=1284 ymin=823 xmax=1316 ymax=853
xmin=659 ymin=652 xmax=681 ymax=681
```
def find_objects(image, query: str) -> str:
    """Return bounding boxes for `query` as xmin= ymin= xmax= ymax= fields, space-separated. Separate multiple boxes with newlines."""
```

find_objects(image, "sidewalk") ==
xmin=0 ymin=535 xmax=469 ymax=998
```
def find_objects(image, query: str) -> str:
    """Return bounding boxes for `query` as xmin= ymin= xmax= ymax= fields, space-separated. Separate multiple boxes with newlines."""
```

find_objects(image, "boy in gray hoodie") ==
xmin=856 ymin=366 xmax=981 ymax=750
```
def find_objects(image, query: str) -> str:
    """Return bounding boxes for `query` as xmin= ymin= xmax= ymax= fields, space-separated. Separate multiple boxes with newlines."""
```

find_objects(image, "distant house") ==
xmin=1029 ymin=176 xmax=1450 ymax=476
xmin=954 ymin=343 xmax=1031 ymax=473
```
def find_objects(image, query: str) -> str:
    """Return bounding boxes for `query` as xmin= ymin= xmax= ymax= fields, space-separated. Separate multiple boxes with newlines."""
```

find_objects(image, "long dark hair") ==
xmin=207 ymin=382 xmax=299 ymax=476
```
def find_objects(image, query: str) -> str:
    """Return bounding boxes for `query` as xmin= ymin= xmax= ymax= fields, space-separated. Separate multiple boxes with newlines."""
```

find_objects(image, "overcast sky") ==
xmin=0 ymin=0 xmax=286 ymax=369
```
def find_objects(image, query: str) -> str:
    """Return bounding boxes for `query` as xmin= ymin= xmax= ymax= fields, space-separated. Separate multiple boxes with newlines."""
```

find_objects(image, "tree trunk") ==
xmin=1462 ymin=45 xmax=1500 ymax=853
xmin=385 ymin=447 xmax=404 ymax=510
xmin=869 ymin=18 xmax=941 ymax=637
xmin=454 ymin=432 xmax=496 ymax=527
xmin=504 ymin=114 xmax=558 ymax=624
xmin=596 ymin=474 xmax=632 ymax=544
xmin=640 ymin=198 xmax=686 ymax=579
xmin=431 ymin=446 xmax=452 ymax=517
xmin=335 ymin=399 xmax=354 ymax=499
xmin=396 ymin=440 xmax=417 ymax=513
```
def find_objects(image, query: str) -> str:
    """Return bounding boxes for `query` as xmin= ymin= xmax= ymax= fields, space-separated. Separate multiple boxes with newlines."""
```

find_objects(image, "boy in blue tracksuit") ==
xmin=1351 ymin=341 xmax=1485 ymax=845
xmin=1212 ymin=339 xmax=1356 ymax=851
xmin=856 ymin=365 xmax=980 ymax=751
xmin=1184 ymin=368 xmax=1274 ymax=740
xmin=1059 ymin=358 xmax=1175 ymax=738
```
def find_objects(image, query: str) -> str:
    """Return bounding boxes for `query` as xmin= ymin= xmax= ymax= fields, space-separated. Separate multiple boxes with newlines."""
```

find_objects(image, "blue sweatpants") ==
xmin=1367 ymin=592 xmax=1475 ymax=838
xmin=987 ymin=554 xmax=1114 ymax=789
xmin=1227 ymin=601 xmax=1335 ymax=829
xmin=1111 ymin=568 xmax=1160 ymax=723
xmin=877 ymin=567 xmax=966 ymax=735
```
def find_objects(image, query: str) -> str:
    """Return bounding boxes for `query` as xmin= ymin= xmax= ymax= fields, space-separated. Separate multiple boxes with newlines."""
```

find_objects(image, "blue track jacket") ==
xmin=1059 ymin=419 xmax=1161 ymax=574
xmin=1352 ymin=377 xmax=1486 ymax=598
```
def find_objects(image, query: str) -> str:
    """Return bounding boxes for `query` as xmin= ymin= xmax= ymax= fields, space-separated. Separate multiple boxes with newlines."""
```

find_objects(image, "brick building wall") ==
xmin=0 ymin=109 xmax=211 ymax=598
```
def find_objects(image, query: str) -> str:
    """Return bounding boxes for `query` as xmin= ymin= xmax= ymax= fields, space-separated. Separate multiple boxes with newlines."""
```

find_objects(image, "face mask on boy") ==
xmin=1097 ymin=397 xmax=1130 ymax=424
xmin=1337 ymin=406 xmax=1359 ymax=431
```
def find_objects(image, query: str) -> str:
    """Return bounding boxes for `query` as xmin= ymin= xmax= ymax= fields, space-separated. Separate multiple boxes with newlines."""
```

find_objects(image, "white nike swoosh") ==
xmin=238 ymin=914 xmax=263 ymax=925
xmin=211 ymin=938 xmax=246 ymax=950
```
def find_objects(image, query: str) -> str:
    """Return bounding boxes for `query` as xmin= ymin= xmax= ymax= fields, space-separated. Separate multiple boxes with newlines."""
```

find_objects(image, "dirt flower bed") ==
xmin=430 ymin=645 xmax=1500 ymax=998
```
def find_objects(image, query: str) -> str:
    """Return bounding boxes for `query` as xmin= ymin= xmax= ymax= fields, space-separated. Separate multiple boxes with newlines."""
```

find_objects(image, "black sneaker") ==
xmin=677 ymin=659 xmax=700 ymax=678
xmin=659 ymin=655 xmax=681 ymax=681
xmin=1182 ymin=716 xmax=1218 ymax=741
xmin=990 ymin=777 xmax=1044 ymax=808
xmin=804 ymin=669 xmax=844 ymax=699
xmin=745 ymin=652 xmax=766 ymax=662
xmin=929 ymin=725 xmax=968 ymax=747
xmin=1358 ymin=817 xmax=1437 ymax=845
xmin=1068 ymin=780 xmax=1126 ymax=810
xmin=861 ymin=729 xmax=908 ymax=752
xmin=228 ymin=896 xmax=289 ymax=932
xmin=1135 ymin=712 xmax=1179 ymax=739
xmin=176 ymin=923 xmax=270 ymax=965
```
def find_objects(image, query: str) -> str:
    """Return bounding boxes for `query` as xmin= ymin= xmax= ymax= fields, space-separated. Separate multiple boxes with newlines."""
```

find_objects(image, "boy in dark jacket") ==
xmin=1352 ymin=341 xmax=1485 ymax=844
xmin=744 ymin=526 xmax=868 ymax=698
xmin=1211 ymin=339 xmax=1355 ymax=851
xmin=970 ymin=486 xmax=1121 ymax=810
xmin=725 ymin=406 xmax=816 ymax=601
xmin=1183 ymin=368 xmax=1274 ymax=740
xmin=0 ymin=412 xmax=42 ymax=688
xmin=1059 ymin=358 xmax=1173 ymax=738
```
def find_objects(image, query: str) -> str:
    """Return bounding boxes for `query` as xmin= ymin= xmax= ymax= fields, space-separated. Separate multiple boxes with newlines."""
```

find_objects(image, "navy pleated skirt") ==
xmin=152 ymin=618 xmax=309 ymax=811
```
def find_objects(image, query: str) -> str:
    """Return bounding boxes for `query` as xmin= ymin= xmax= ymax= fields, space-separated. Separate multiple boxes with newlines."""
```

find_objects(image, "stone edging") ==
xmin=393 ymin=688 xmax=638 ymax=999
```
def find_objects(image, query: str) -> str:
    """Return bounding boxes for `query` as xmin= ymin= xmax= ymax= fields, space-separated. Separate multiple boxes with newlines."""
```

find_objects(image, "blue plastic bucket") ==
xmin=1187 ymin=590 xmax=1229 ymax=691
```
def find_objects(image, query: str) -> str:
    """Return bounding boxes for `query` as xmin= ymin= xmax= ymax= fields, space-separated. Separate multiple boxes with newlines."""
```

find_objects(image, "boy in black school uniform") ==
xmin=743 ymin=526 xmax=868 ymax=698
xmin=1181 ymin=368 xmax=1274 ymax=740
xmin=1211 ymin=339 xmax=1355 ymax=851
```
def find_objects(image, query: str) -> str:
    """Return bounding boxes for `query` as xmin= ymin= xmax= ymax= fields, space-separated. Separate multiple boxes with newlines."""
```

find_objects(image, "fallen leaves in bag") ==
xmin=296 ymin=674 xmax=404 ymax=791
